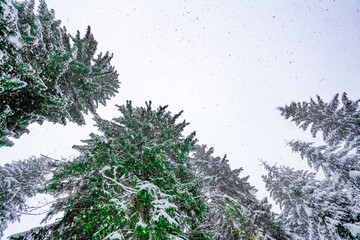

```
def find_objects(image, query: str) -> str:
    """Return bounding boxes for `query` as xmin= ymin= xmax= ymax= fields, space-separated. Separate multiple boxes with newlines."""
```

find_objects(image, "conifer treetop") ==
xmin=0 ymin=0 xmax=120 ymax=147
xmin=278 ymin=93 xmax=360 ymax=147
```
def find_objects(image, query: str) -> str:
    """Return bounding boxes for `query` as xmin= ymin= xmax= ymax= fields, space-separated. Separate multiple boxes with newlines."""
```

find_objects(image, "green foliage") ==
xmin=10 ymin=101 xmax=206 ymax=239
xmin=7 ymin=102 xmax=283 ymax=240
xmin=0 ymin=0 xmax=119 ymax=147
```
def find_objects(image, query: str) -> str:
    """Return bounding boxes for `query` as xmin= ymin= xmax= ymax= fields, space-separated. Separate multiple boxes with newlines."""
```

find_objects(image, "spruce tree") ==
xmin=0 ymin=156 xmax=56 ymax=238
xmin=190 ymin=145 xmax=260 ymax=239
xmin=0 ymin=0 xmax=120 ymax=147
xmin=263 ymin=93 xmax=360 ymax=239
xmin=10 ymin=101 xmax=208 ymax=239
xmin=262 ymin=162 xmax=353 ymax=239
xmin=279 ymin=93 xmax=359 ymax=148
xmin=191 ymin=145 xmax=288 ymax=240
xmin=7 ymin=102 xmax=278 ymax=240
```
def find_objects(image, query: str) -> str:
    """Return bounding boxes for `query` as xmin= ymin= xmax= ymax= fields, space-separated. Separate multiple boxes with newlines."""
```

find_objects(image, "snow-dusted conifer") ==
xmin=9 ymin=102 xmax=282 ymax=240
xmin=262 ymin=162 xmax=357 ymax=239
xmin=278 ymin=93 xmax=359 ymax=148
xmin=191 ymin=145 xmax=287 ymax=240
xmin=0 ymin=0 xmax=119 ymax=147
xmin=10 ymin=101 xmax=209 ymax=239
xmin=0 ymin=156 xmax=55 ymax=238
xmin=263 ymin=93 xmax=360 ymax=239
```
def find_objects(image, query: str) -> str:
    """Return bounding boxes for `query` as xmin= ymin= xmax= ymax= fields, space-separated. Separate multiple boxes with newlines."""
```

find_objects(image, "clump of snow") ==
xmin=105 ymin=231 xmax=124 ymax=240
xmin=7 ymin=35 xmax=23 ymax=49
xmin=99 ymin=136 xmax=109 ymax=144
xmin=152 ymin=208 xmax=177 ymax=225
xmin=101 ymin=165 xmax=111 ymax=172
xmin=304 ymin=206 xmax=312 ymax=217
xmin=109 ymin=198 xmax=126 ymax=209
xmin=136 ymin=219 xmax=147 ymax=228
xmin=344 ymin=223 xmax=360 ymax=237
xmin=152 ymin=199 xmax=178 ymax=210
xmin=249 ymin=189 xmax=257 ymax=195
xmin=349 ymin=171 xmax=360 ymax=178
xmin=169 ymin=234 xmax=185 ymax=240
xmin=101 ymin=167 xmax=135 ymax=193
xmin=1 ymin=0 xmax=18 ymax=23
xmin=138 ymin=182 xmax=157 ymax=191
xmin=152 ymin=198 xmax=178 ymax=225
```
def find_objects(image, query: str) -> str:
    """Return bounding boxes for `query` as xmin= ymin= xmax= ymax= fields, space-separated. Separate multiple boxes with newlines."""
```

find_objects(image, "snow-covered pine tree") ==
xmin=190 ymin=145 xmax=260 ymax=239
xmin=262 ymin=163 xmax=313 ymax=239
xmin=263 ymin=93 xmax=360 ymax=239
xmin=261 ymin=162 xmax=355 ymax=239
xmin=191 ymin=145 xmax=288 ymax=240
xmin=279 ymin=93 xmax=359 ymax=149
xmin=8 ymin=102 xmax=276 ymax=240
xmin=10 ymin=101 xmax=209 ymax=239
xmin=250 ymin=196 xmax=287 ymax=240
xmin=0 ymin=0 xmax=120 ymax=147
xmin=279 ymin=93 xmax=360 ymax=186
xmin=0 ymin=156 xmax=56 ymax=238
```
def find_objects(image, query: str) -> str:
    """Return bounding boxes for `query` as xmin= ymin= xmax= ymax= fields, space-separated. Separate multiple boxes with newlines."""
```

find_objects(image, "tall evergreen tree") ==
xmin=8 ymin=102 xmax=275 ymax=240
xmin=279 ymin=93 xmax=359 ymax=149
xmin=0 ymin=156 xmax=56 ymax=238
xmin=191 ymin=145 xmax=287 ymax=240
xmin=263 ymin=93 xmax=360 ymax=239
xmin=262 ymin=162 xmax=355 ymax=239
xmin=10 ymin=101 xmax=208 ymax=239
xmin=0 ymin=0 xmax=120 ymax=147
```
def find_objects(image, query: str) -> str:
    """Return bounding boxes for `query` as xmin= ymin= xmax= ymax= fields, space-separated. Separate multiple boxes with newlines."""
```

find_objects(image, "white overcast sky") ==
xmin=2 ymin=0 xmax=360 ymax=237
